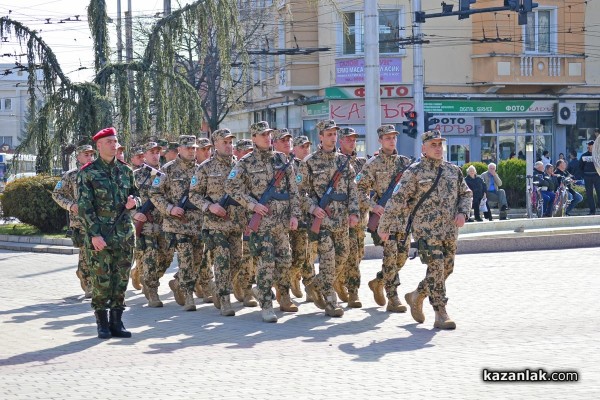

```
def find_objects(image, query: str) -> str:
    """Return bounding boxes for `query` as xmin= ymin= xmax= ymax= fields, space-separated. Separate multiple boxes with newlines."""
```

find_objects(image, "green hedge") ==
xmin=1 ymin=175 xmax=67 ymax=233
xmin=461 ymin=162 xmax=488 ymax=176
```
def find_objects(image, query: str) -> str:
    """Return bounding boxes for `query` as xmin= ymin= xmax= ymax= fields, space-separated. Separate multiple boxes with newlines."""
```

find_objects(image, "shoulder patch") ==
xmin=355 ymin=173 xmax=362 ymax=183
xmin=55 ymin=180 xmax=63 ymax=190
xmin=296 ymin=174 xmax=302 ymax=183
xmin=80 ymin=162 xmax=92 ymax=170
xmin=151 ymin=176 xmax=162 ymax=187
xmin=228 ymin=169 xmax=238 ymax=180
xmin=190 ymin=175 xmax=198 ymax=187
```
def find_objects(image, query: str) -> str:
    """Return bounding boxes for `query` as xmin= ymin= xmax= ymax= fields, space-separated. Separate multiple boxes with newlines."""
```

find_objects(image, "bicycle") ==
xmin=552 ymin=177 xmax=571 ymax=217
xmin=526 ymin=175 xmax=544 ymax=218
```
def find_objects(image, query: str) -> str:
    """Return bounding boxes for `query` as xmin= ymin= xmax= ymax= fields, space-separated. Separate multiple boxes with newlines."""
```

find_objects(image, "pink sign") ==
xmin=335 ymin=58 xmax=402 ymax=85
xmin=330 ymin=100 xmax=414 ymax=124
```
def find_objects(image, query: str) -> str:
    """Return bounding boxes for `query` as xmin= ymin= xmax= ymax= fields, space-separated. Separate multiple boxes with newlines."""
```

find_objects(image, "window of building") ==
xmin=1 ymin=98 xmax=12 ymax=111
xmin=481 ymin=118 xmax=553 ymax=163
xmin=524 ymin=8 xmax=556 ymax=54
xmin=342 ymin=10 xmax=405 ymax=55
xmin=0 ymin=136 xmax=12 ymax=148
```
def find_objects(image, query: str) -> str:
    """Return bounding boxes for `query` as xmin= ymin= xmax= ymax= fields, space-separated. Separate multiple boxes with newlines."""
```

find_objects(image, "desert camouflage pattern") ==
xmin=297 ymin=148 xmax=359 ymax=231
xmin=203 ymin=230 xmax=242 ymax=297
xmin=77 ymin=157 xmax=140 ymax=311
xmin=134 ymin=165 xmax=164 ymax=236
xmin=379 ymin=156 xmax=472 ymax=309
xmin=149 ymin=156 xmax=202 ymax=235
xmin=189 ymin=152 xmax=246 ymax=232
xmin=226 ymin=148 xmax=300 ymax=307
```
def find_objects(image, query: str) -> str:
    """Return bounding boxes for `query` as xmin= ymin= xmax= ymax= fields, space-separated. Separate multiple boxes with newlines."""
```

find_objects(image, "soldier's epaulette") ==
xmin=302 ymin=153 xmax=314 ymax=162
xmin=80 ymin=162 xmax=93 ymax=171
xmin=239 ymin=152 xmax=252 ymax=161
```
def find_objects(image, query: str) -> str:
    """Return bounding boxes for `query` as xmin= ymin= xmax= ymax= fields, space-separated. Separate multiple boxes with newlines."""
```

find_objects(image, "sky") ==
xmin=0 ymin=0 xmax=167 ymax=83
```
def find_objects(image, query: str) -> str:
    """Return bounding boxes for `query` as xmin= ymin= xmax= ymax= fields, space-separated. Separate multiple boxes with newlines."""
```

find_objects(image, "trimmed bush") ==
xmin=497 ymin=159 xmax=527 ymax=207
xmin=1 ymin=175 xmax=67 ymax=233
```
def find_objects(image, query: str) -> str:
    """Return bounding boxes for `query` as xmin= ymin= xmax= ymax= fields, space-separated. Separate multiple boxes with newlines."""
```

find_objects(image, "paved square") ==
xmin=0 ymin=248 xmax=598 ymax=398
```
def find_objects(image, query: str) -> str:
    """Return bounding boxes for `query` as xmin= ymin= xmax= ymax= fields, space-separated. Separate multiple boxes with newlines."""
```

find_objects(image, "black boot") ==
xmin=109 ymin=309 xmax=132 ymax=338
xmin=94 ymin=310 xmax=111 ymax=339
xmin=484 ymin=211 xmax=492 ymax=221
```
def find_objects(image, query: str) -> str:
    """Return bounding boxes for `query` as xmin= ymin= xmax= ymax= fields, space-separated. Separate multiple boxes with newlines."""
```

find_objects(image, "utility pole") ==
xmin=412 ymin=0 xmax=425 ymax=158
xmin=364 ymin=1 xmax=381 ymax=157
xmin=164 ymin=0 xmax=171 ymax=15
xmin=116 ymin=0 xmax=123 ymax=62
xmin=125 ymin=0 xmax=134 ymax=132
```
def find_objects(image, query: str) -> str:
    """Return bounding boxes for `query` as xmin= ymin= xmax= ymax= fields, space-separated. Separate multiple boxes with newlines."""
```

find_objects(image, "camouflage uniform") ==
xmin=337 ymin=129 xmax=367 ymax=300
xmin=226 ymin=122 xmax=301 ymax=314
xmin=149 ymin=136 xmax=204 ymax=309
xmin=189 ymin=129 xmax=244 ymax=316
xmin=297 ymin=120 xmax=360 ymax=314
xmin=77 ymin=155 xmax=141 ymax=312
xmin=379 ymin=131 xmax=472 ymax=321
xmin=129 ymin=145 xmax=147 ymax=290
xmin=52 ymin=145 xmax=94 ymax=296
xmin=133 ymin=143 xmax=173 ymax=306
xmin=357 ymin=127 xmax=412 ymax=307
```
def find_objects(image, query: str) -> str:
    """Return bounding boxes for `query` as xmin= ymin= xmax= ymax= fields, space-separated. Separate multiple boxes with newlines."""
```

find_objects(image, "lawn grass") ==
xmin=0 ymin=223 xmax=68 ymax=238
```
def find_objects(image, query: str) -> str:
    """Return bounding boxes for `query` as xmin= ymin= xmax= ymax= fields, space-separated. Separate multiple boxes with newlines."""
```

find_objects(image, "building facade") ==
xmin=223 ymin=0 xmax=600 ymax=163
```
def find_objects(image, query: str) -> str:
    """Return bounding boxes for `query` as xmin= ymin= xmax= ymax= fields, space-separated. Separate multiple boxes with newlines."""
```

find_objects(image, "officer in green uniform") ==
xmin=78 ymin=127 xmax=141 ymax=339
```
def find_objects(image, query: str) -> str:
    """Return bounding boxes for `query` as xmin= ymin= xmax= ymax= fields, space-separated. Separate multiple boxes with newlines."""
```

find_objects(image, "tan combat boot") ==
xmin=169 ymin=279 xmax=185 ymax=306
xmin=333 ymin=279 xmax=349 ymax=302
xmin=261 ymin=307 xmax=278 ymax=323
xmin=147 ymin=287 xmax=163 ymax=308
xmin=220 ymin=295 xmax=235 ymax=317
xmin=434 ymin=306 xmax=456 ymax=330
xmin=324 ymin=295 xmax=344 ymax=317
xmin=368 ymin=278 xmax=386 ymax=306
xmin=182 ymin=291 xmax=196 ymax=311
xmin=386 ymin=295 xmax=407 ymax=313
xmin=243 ymin=288 xmax=258 ymax=307
xmin=232 ymin=275 xmax=244 ymax=302
xmin=305 ymin=282 xmax=326 ymax=309
xmin=279 ymin=293 xmax=299 ymax=312
xmin=130 ymin=267 xmax=142 ymax=290
xmin=404 ymin=290 xmax=426 ymax=323
xmin=347 ymin=292 xmax=362 ymax=308
xmin=290 ymin=273 xmax=303 ymax=298
xmin=202 ymin=281 xmax=215 ymax=304
xmin=194 ymin=281 xmax=204 ymax=299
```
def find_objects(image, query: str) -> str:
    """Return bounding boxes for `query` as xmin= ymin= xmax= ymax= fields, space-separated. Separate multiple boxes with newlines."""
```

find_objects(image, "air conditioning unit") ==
xmin=555 ymin=103 xmax=577 ymax=125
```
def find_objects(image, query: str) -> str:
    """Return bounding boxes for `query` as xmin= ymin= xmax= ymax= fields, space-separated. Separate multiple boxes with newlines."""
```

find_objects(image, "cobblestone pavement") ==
xmin=0 ymin=248 xmax=598 ymax=399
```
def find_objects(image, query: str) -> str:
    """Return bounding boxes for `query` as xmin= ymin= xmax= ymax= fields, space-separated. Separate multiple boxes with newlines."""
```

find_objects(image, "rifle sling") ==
xmin=401 ymin=165 xmax=443 ymax=240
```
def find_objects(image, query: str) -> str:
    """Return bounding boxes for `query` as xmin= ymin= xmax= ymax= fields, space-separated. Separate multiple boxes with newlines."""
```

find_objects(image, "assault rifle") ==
xmin=310 ymin=156 xmax=350 ymax=235
xmin=247 ymin=157 xmax=293 ymax=232
xmin=366 ymin=162 xmax=411 ymax=233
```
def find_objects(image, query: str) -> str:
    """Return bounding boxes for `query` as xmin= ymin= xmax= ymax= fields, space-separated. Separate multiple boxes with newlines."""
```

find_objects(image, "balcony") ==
xmin=472 ymin=53 xmax=586 ymax=88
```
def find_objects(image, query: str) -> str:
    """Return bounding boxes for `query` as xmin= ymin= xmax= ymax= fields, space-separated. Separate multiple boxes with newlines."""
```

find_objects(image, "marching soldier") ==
xmin=357 ymin=124 xmax=412 ymax=312
xmin=189 ymin=128 xmax=244 ymax=316
xmin=164 ymin=141 xmax=179 ymax=164
xmin=297 ymin=120 xmax=360 ymax=317
xmin=231 ymin=138 xmax=258 ymax=307
xmin=132 ymin=142 xmax=172 ymax=308
xmin=130 ymin=145 xmax=146 ymax=169
xmin=52 ymin=144 xmax=96 ymax=298
xmin=150 ymin=135 xmax=205 ymax=311
xmin=378 ymin=130 xmax=472 ymax=329
xmin=77 ymin=127 xmax=141 ymax=339
xmin=289 ymin=135 xmax=315 ymax=300
xmin=129 ymin=145 xmax=147 ymax=290
xmin=226 ymin=121 xmax=301 ymax=323
xmin=336 ymin=127 xmax=367 ymax=308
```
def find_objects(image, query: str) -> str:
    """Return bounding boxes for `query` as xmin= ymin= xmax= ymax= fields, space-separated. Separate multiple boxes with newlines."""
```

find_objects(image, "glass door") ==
xmin=447 ymin=137 xmax=470 ymax=166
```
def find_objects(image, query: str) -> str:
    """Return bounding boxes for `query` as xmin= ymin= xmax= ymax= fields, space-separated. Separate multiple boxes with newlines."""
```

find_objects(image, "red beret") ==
xmin=92 ymin=127 xmax=118 ymax=142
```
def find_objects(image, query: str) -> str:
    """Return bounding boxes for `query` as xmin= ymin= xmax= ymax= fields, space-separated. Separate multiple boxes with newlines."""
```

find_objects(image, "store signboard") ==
xmin=424 ymin=100 xmax=555 ymax=114
xmin=335 ymin=58 xmax=402 ymax=85
xmin=303 ymin=102 xmax=329 ymax=117
xmin=326 ymin=85 xmax=413 ymax=99
xmin=428 ymin=116 xmax=475 ymax=135
xmin=330 ymin=99 xmax=414 ymax=124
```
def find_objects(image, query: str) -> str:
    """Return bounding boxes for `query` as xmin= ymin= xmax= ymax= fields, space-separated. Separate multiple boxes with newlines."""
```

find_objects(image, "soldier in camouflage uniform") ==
xmin=336 ymin=127 xmax=367 ymax=308
xmin=193 ymin=137 xmax=215 ymax=303
xmin=289 ymin=135 xmax=316 ymax=301
xmin=150 ymin=135 xmax=206 ymax=311
xmin=133 ymin=142 xmax=173 ymax=308
xmin=116 ymin=143 xmax=126 ymax=163
xmin=231 ymin=138 xmax=258 ymax=307
xmin=297 ymin=120 xmax=360 ymax=317
xmin=129 ymin=145 xmax=146 ymax=291
xmin=189 ymin=128 xmax=245 ymax=316
xmin=77 ymin=127 xmax=141 ymax=339
xmin=226 ymin=121 xmax=301 ymax=323
xmin=270 ymin=128 xmax=301 ymax=312
xmin=357 ymin=125 xmax=412 ymax=312
xmin=163 ymin=141 xmax=179 ymax=164
xmin=52 ymin=144 xmax=96 ymax=298
xmin=378 ymin=130 xmax=472 ymax=330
